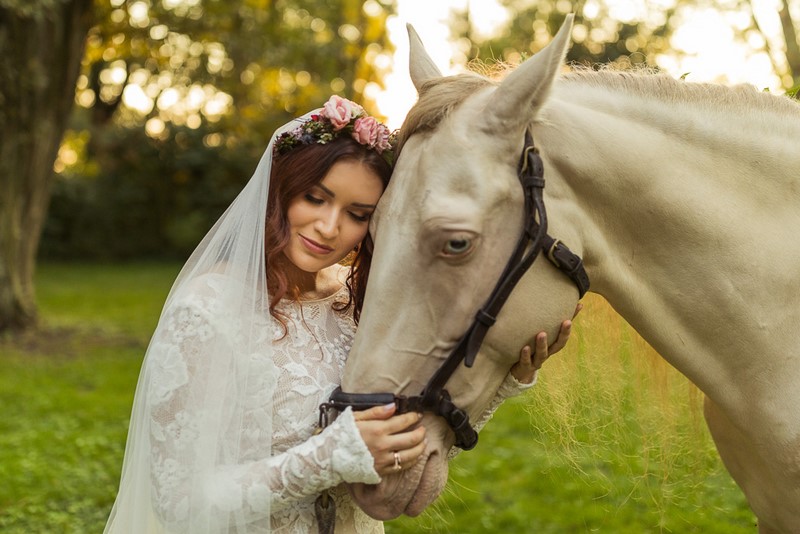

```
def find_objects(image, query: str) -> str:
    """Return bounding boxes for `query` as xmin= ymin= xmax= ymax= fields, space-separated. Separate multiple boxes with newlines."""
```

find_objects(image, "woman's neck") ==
xmin=286 ymin=268 xmax=317 ymax=295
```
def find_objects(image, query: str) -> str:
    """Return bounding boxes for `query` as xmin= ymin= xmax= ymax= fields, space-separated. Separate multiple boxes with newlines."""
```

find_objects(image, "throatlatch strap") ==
xmin=542 ymin=235 xmax=590 ymax=298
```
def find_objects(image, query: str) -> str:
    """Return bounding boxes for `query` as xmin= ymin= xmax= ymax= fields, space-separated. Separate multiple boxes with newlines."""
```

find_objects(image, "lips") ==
xmin=299 ymin=234 xmax=334 ymax=254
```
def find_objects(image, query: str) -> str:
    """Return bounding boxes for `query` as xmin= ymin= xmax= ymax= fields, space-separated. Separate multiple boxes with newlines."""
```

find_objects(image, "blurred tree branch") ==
xmin=459 ymin=0 xmax=798 ymax=93
xmin=777 ymin=0 xmax=800 ymax=86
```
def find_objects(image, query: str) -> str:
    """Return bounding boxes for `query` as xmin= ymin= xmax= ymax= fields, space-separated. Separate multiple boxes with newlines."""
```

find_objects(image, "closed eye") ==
xmin=304 ymin=193 xmax=324 ymax=205
xmin=349 ymin=211 xmax=371 ymax=222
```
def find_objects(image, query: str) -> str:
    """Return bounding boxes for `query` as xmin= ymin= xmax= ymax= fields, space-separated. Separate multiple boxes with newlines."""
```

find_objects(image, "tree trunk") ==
xmin=0 ymin=0 xmax=93 ymax=332
xmin=777 ymin=0 xmax=800 ymax=87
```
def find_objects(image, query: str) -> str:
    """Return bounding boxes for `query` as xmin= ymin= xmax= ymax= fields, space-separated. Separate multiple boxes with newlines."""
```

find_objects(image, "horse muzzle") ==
xmin=348 ymin=416 xmax=452 ymax=519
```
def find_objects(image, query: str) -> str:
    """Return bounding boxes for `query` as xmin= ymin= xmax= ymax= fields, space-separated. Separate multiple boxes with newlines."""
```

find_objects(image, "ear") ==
xmin=488 ymin=14 xmax=574 ymax=130
xmin=407 ymin=24 xmax=442 ymax=92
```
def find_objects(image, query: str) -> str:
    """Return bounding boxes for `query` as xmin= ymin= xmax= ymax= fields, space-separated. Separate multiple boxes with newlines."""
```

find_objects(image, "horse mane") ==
xmin=560 ymin=67 xmax=800 ymax=117
xmin=399 ymin=67 xmax=800 ymax=153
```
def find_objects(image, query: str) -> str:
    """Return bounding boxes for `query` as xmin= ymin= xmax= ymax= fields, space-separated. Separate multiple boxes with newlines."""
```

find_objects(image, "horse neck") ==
xmin=535 ymin=79 xmax=800 ymax=404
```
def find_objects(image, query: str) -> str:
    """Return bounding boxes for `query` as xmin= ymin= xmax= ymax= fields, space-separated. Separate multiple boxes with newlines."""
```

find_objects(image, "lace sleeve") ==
xmin=447 ymin=372 xmax=536 ymax=460
xmin=265 ymin=408 xmax=380 ymax=512
xmin=147 ymin=290 xmax=378 ymax=529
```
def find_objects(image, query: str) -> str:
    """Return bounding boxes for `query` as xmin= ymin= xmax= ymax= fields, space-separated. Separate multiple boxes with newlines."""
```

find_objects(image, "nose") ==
xmin=315 ymin=207 xmax=340 ymax=238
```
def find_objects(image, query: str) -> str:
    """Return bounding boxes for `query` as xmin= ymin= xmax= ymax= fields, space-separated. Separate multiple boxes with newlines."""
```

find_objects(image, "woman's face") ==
xmin=284 ymin=159 xmax=384 ymax=274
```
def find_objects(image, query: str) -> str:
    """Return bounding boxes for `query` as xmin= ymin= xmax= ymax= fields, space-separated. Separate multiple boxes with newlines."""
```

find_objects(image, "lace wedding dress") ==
xmin=145 ymin=275 xmax=381 ymax=533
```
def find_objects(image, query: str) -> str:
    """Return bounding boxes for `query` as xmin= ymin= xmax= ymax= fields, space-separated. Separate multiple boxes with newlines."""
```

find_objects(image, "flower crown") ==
xmin=273 ymin=95 xmax=396 ymax=164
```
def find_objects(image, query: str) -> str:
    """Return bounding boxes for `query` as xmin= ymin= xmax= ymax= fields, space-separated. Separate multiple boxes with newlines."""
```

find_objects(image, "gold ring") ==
xmin=393 ymin=451 xmax=402 ymax=471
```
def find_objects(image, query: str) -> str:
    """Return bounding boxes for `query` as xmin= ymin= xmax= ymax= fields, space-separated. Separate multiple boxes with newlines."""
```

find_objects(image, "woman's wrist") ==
xmin=328 ymin=408 xmax=381 ymax=484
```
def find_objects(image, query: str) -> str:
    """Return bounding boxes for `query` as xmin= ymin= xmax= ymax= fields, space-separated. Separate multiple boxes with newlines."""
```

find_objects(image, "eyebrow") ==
xmin=316 ymin=183 xmax=377 ymax=209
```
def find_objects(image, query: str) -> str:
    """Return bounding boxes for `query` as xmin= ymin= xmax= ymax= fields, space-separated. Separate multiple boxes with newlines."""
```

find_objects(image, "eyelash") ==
xmin=304 ymin=194 xmax=370 ymax=222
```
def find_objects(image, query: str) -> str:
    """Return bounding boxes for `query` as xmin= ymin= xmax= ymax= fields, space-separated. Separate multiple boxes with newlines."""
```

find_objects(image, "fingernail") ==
xmin=382 ymin=403 xmax=395 ymax=412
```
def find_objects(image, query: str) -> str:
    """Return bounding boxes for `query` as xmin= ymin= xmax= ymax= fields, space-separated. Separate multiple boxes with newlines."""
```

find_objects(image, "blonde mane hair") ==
xmin=561 ymin=67 xmax=800 ymax=117
xmin=398 ymin=74 xmax=494 ymax=153
xmin=399 ymin=68 xmax=800 ymax=153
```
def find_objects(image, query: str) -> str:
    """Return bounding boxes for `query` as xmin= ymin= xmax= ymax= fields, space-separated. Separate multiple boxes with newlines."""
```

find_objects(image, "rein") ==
xmin=320 ymin=130 xmax=589 ymax=450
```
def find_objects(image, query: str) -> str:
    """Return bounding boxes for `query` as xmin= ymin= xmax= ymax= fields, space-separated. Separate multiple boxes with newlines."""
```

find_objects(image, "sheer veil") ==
xmin=105 ymin=112 xmax=317 ymax=533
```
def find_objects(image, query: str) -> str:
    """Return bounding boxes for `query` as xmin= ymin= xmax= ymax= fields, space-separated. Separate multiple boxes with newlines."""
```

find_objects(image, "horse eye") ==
xmin=443 ymin=238 xmax=472 ymax=256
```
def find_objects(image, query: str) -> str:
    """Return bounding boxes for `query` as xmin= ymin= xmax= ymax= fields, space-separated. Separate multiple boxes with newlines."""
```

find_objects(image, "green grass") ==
xmin=0 ymin=262 xmax=179 ymax=533
xmin=0 ymin=263 xmax=755 ymax=532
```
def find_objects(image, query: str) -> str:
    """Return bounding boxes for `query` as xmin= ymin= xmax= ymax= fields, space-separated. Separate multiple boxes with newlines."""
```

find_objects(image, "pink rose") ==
xmin=322 ymin=95 xmax=357 ymax=130
xmin=352 ymin=116 xmax=381 ymax=148
xmin=374 ymin=124 xmax=391 ymax=152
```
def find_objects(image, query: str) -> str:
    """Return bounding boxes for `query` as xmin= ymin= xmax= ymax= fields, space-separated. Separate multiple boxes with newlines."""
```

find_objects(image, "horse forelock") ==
xmin=398 ymin=73 xmax=495 ymax=155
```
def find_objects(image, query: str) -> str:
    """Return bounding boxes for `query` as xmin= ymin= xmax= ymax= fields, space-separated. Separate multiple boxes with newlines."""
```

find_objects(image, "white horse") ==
xmin=341 ymin=16 xmax=800 ymax=532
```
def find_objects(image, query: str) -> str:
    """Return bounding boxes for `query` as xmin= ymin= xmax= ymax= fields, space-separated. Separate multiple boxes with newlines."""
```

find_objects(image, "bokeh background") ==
xmin=2 ymin=0 xmax=798 ymax=531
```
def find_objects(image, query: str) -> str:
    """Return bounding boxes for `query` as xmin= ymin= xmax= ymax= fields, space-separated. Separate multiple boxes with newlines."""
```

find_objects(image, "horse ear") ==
xmin=407 ymin=24 xmax=443 ymax=92
xmin=488 ymin=14 xmax=574 ymax=130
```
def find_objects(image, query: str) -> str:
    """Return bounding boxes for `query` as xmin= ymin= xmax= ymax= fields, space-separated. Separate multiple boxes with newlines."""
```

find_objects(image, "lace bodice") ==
xmin=267 ymin=287 xmax=382 ymax=533
xmin=145 ymin=277 xmax=380 ymax=533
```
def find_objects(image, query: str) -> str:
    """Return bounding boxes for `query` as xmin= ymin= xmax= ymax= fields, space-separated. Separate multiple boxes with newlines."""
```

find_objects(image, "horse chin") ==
xmin=348 ymin=442 xmax=449 ymax=520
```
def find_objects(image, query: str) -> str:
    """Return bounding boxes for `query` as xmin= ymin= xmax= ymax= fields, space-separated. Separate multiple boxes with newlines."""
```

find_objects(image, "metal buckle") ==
xmin=547 ymin=238 xmax=562 ymax=267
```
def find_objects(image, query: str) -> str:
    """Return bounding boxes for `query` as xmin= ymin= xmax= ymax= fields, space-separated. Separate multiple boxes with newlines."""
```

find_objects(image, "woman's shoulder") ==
xmin=329 ymin=263 xmax=350 ymax=290
xmin=299 ymin=264 xmax=349 ymax=302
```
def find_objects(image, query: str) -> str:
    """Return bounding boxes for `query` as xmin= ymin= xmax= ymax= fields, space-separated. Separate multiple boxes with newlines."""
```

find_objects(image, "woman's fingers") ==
xmin=378 ymin=429 xmax=428 ymax=476
xmin=356 ymin=408 xmax=422 ymax=434
xmin=352 ymin=402 xmax=397 ymax=422
xmin=546 ymin=319 xmax=573 ymax=356
xmin=355 ymin=409 xmax=427 ymax=475
xmin=519 ymin=344 xmax=533 ymax=366
xmin=354 ymin=405 xmax=423 ymax=431
xmin=381 ymin=424 xmax=426 ymax=451
xmin=510 ymin=345 xmax=537 ymax=384
xmin=532 ymin=331 xmax=551 ymax=370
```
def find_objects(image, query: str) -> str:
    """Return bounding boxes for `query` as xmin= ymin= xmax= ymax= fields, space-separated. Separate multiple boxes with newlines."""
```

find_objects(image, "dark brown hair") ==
xmin=265 ymin=136 xmax=392 ymax=327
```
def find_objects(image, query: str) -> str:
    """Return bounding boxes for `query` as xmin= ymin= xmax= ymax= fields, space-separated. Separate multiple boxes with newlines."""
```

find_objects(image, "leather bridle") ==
xmin=319 ymin=130 xmax=590 ymax=450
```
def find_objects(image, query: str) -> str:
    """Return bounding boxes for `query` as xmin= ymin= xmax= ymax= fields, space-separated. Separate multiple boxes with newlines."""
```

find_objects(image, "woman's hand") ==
xmin=353 ymin=404 xmax=426 ymax=477
xmin=511 ymin=302 xmax=583 ymax=384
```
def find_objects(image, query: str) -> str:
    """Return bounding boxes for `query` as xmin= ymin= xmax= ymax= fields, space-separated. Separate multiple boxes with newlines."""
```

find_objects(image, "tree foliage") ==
xmin=1 ymin=0 xmax=396 ymax=333
xmin=41 ymin=0 xmax=397 ymax=260
xmin=454 ymin=0 xmax=798 ymax=93
xmin=453 ymin=1 xmax=671 ymax=69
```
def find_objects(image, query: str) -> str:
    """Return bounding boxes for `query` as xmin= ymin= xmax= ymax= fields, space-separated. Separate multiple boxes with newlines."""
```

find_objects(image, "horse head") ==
xmin=340 ymin=15 xmax=586 ymax=519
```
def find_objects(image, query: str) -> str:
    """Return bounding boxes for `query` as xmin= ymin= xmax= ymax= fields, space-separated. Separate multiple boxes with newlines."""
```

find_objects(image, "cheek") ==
xmin=286 ymin=202 xmax=315 ymax=228
xmin=346 ymin=224 xmax=370 ymax=247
